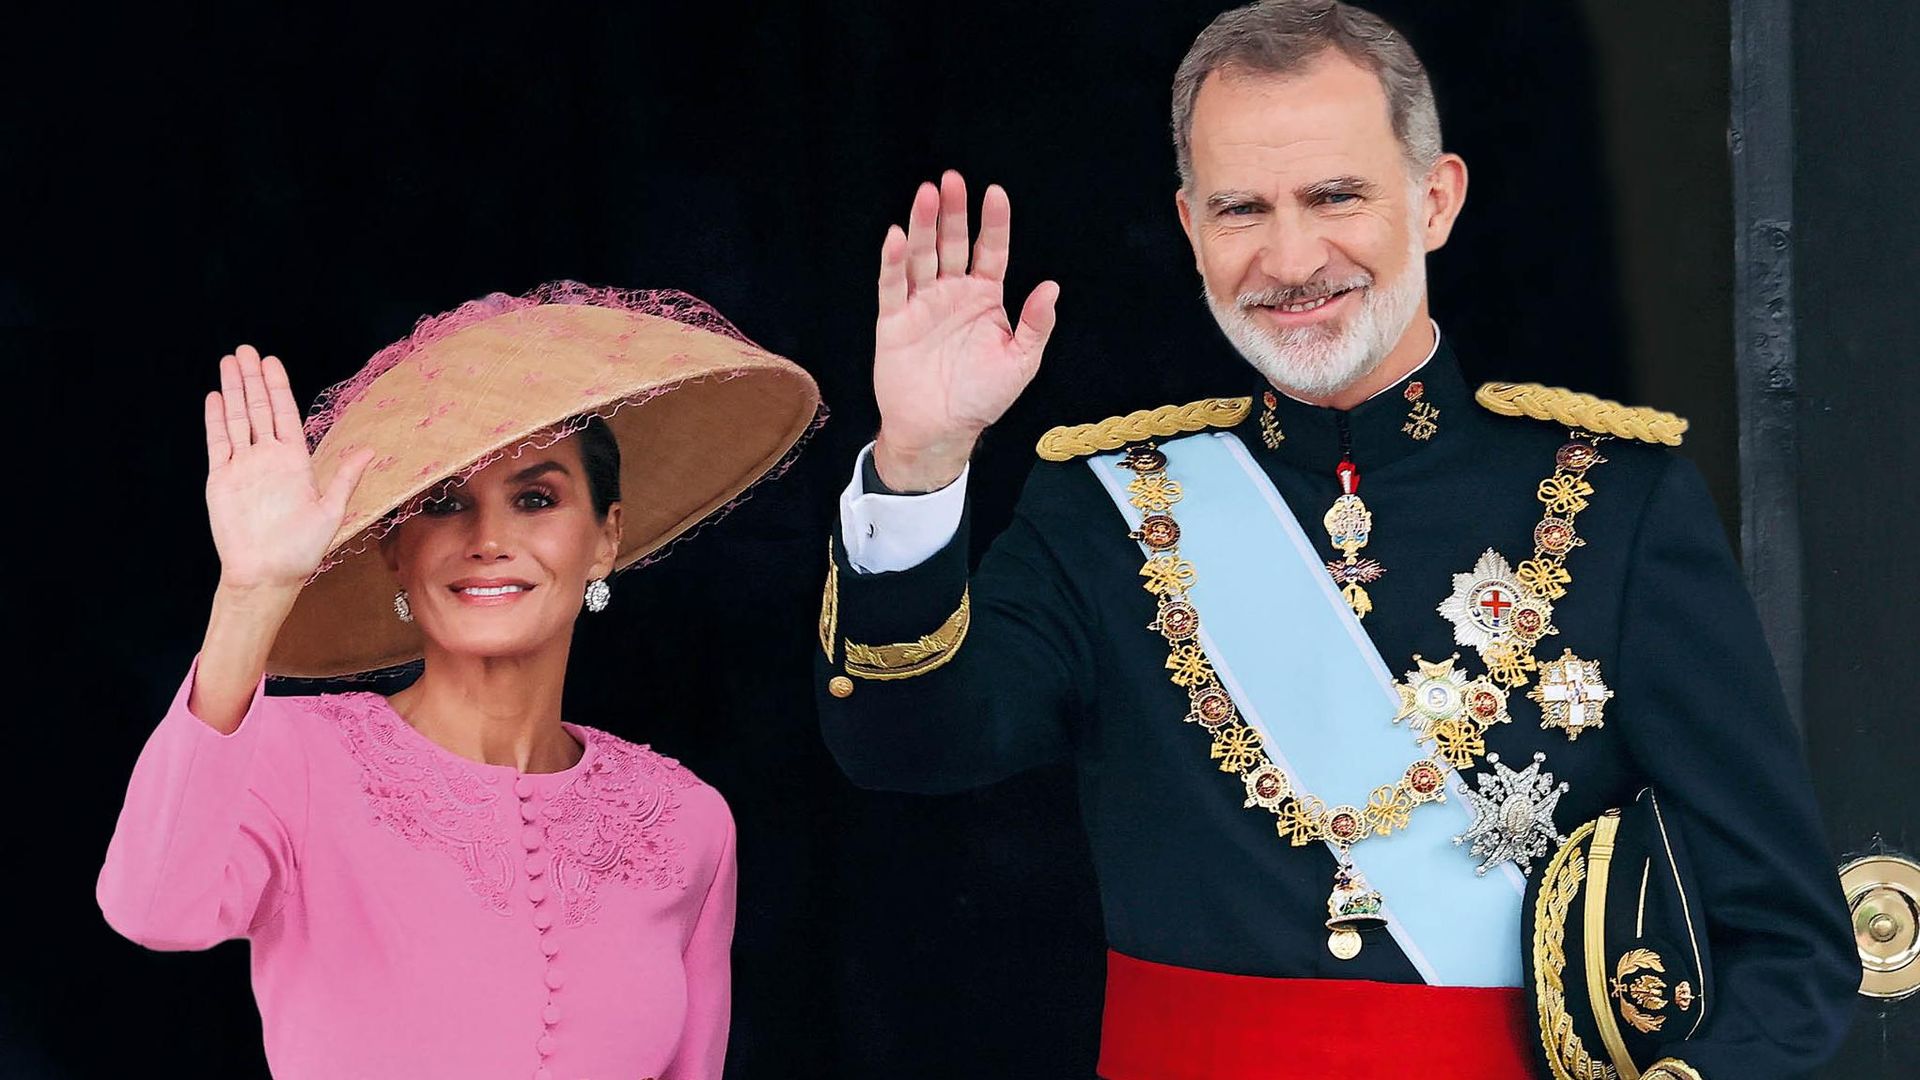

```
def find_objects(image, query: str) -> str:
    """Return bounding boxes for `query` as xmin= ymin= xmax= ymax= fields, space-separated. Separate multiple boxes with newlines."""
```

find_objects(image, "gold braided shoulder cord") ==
xmin=1036 ymin=397 xmax=1251 ymax=462
xmin=842 ymin=588 xmax=972 ymax=680
xmin=1475 ymin=383 xmax=1689 ymax=447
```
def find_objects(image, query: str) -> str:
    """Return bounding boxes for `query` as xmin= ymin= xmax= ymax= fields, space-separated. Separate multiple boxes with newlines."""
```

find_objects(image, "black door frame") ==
xmin=1729 ymin=0 xmax=1802 ymax=730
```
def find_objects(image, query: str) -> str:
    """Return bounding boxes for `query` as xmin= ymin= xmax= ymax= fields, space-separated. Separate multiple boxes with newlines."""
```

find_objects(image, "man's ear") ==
xmin=1420 ymin=153 xmax=1470 ymax=253
xmin=1175 ymin=187 xmax=1204 ymax=274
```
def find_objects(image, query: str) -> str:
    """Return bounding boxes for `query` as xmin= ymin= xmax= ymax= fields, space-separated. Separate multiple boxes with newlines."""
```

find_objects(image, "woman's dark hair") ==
xmin=573 ymin=414 xmax=622 ymax=518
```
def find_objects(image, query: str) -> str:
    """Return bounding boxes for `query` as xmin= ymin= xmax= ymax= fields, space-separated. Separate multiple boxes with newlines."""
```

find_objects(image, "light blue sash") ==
xmin=1090 ymin=431 xmax=1523 ymax=987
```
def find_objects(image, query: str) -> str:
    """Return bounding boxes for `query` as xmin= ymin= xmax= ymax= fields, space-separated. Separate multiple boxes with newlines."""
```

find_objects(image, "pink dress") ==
xmin=98 ymin=662 xmax=736 ymax=1080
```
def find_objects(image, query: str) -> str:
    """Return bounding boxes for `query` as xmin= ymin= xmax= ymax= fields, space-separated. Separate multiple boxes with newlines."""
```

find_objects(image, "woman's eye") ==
xmin=517 ymin=489 xmax=556 ymax=510
xmin=419 ymin=495 xmax=463 ymax=515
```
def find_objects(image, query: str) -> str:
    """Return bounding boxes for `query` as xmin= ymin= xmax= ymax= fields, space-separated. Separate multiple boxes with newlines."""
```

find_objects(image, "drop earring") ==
xmin=393 ymin=590 xmax=414 ymax=623
xmin=584 ymin=578 xmax=611 ymax=613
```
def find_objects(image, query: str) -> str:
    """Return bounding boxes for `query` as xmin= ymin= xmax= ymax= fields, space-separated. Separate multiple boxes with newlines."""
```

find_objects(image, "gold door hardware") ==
xmin=1839 ymin=853 xmax=1920 ymax=1000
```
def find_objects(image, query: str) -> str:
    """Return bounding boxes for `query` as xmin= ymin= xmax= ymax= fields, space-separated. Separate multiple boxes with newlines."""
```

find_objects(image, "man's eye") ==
xmin=1323 ymin=192 xmax=1360 ymax=206
xmin=1222 ymin=204 xmax=1259 ymax=216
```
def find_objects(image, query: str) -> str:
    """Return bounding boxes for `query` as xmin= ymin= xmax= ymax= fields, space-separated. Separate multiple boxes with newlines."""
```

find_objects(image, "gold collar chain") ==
xmin=1119 ymin=442 xmax=1470 ymax=960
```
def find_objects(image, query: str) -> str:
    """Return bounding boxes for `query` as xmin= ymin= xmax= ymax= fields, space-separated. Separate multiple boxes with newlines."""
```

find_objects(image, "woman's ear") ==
xmin=592 ymin=503 xmax=623 ymax=578
xmin=377 ymin=524 xmax=402 ymax=575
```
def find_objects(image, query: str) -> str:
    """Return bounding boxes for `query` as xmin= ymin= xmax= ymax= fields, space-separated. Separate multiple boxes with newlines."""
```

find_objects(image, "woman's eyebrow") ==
xmin=507 ymin=460 xmax=572 ymax=483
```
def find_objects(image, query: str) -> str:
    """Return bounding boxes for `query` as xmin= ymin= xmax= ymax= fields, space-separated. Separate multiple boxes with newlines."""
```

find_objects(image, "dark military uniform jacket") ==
xmin=815 ymin=342 xmax=1856 ymax=1077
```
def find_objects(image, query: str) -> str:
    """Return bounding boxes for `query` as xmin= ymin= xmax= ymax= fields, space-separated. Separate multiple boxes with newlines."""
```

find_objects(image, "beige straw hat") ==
xmin=267 ymin=282 xmax=822 ymax=677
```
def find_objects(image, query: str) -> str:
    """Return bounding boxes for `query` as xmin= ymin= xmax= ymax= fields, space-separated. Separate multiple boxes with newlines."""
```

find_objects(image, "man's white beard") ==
xmin=1206 ymin=237 xmax=1428 ymax=400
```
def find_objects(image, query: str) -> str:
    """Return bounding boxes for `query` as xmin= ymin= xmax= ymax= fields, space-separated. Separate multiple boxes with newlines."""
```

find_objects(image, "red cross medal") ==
xmin=1437 ymin=549 xmax=1558 ymax=687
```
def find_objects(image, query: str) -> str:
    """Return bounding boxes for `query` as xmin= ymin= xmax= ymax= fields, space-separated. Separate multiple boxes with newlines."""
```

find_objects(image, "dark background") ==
xmin=5 ymin=1 xmax=1909 ymax=1076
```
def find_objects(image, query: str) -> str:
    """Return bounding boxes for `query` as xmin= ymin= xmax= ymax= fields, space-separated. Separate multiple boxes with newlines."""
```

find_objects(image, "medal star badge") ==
xmin=1393 ymin=654 xmax=1510 ymax=737
xmin=1453 ymin=751 xmax=1568 ymax=876
xmin=1439 ymin=550 xmax=1539 ymax=649
xmin=1529 ymin=648 xmax=1615 ymax=740
xmin=1438 ymin=549 xmax=1559 ymax=687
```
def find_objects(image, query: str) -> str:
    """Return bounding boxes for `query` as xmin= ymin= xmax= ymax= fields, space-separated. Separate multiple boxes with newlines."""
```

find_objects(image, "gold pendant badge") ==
xmin=1324 ymin=460 xmax=1382 ymax=619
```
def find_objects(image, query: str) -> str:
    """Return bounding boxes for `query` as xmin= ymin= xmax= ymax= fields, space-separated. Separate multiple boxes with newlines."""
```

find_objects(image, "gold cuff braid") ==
xmin=818 ymin=538 xmax=839 ymax=662
xmin=1476 ymin=383 xmax=1689 ymax=446
xmin=842 ymin=588 xmax=972 ymax=680
xmin=1035 ymin=398 xmax=1251 ymax=461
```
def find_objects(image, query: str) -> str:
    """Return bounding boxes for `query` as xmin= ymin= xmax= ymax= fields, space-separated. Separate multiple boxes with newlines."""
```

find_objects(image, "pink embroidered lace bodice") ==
xmin=98 ymin=662 xmax=735 ymax=1080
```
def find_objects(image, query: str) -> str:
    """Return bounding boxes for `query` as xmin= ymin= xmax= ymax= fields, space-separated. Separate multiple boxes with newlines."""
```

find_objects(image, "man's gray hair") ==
xmin=1171 ymin=1 xmax=1443 ymax=187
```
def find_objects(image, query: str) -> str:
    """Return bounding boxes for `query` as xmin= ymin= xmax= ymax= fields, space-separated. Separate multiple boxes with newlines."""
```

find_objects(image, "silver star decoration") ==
xmin=1437 ymin=549 xmax=1549 ymax=653
xmin=1453 ymin=751 xmax=1568 ymax=876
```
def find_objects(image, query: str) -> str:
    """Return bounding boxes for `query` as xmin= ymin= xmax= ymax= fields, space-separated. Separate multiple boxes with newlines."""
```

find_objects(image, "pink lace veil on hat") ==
xmin=267 ymin=281 xmax=824 ymax=678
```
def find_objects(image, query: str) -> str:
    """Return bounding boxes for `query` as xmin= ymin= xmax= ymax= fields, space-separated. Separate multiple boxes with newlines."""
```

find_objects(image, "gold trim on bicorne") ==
xmin=1586 ymin=811 xmax=1643 ymax=1079
xmin=842 ymin=589 xmax=972 ymax=680
xmin=1475 ymin=383 xmax=1689 ymax=446
xmin=1534 ymin=819 xmax=1619 ymax=1080
xmin=819 ymin=539 xmax=839 ymax=662
xmin=1648 ymin=796 xmax=1709 ymax=1036
xmin=1035 ymin=397 xmax=1251 ymax=462
xmin=1639 ymin=1059 xmax=1704 ymax=1080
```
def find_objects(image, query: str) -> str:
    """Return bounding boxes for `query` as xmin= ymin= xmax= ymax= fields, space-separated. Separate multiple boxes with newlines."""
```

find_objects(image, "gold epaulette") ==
xmin=1476 ymin=382 xmax=1688 ymax=446
xmin=1035 ymin=397 xmax=1252 ymax=461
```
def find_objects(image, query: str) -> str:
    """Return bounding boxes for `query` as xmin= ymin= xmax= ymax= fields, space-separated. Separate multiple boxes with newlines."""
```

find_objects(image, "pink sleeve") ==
xmin=664 ymin=809 xmax=736 ymax=1080
xmin=96 ymin=659 xmax=307 ymax=951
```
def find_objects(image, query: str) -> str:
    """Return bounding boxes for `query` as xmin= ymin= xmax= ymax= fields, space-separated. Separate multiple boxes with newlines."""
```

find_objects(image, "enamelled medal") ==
xmin=1324 ymin=419 xmax=1385 ymax=620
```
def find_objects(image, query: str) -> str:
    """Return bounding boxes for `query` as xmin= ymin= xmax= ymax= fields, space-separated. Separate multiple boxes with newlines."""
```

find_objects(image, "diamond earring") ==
xmin=393 ymin=590 xmax=414 ymax=623
xmin=584 ymin=578 xmax=611 ymax=613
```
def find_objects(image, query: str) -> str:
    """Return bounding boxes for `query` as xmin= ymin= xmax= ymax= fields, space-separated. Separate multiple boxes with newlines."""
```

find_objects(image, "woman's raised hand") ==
xmin=871 ymin=171 xmax=1060 ymax=491
xmin=203 ymin=345 xmax=373 ymax=590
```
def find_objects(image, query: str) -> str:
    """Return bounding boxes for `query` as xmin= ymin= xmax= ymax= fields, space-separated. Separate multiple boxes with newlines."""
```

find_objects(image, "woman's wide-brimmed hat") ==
xmin=268 ymin=282 xmax=822 ymax=677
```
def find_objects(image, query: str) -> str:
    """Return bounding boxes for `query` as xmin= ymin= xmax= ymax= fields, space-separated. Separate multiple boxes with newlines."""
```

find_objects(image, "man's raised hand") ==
xmin=871 ymin=171 xmax=1059 ymax=491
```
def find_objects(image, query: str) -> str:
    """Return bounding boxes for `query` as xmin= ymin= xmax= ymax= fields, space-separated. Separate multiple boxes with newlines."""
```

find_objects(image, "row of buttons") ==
xmin=518 ymin=776 xmax=564 ymax=1080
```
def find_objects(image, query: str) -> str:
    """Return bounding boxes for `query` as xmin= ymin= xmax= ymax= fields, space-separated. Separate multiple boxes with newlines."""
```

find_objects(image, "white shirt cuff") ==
xmin=839 ymin=442 xmax=969 ymax=574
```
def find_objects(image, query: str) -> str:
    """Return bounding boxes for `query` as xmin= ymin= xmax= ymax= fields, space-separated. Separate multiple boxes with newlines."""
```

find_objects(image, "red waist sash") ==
xmin=1099 ymin=950 xmax=1536 ymax=1080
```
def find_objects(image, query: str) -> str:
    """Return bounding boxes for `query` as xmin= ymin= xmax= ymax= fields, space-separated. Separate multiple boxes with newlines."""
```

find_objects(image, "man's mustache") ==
xmin=1236 ymin=276 xmax=1372 ymax=307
